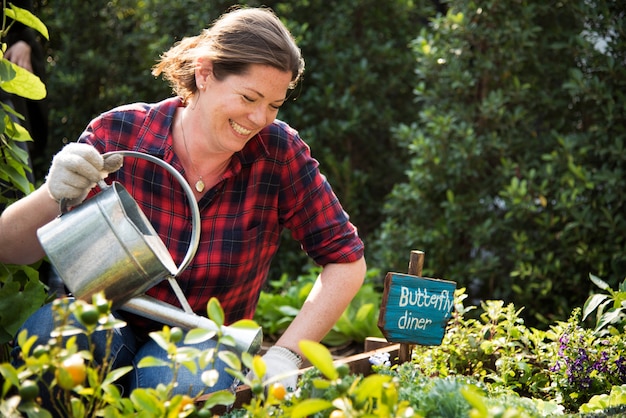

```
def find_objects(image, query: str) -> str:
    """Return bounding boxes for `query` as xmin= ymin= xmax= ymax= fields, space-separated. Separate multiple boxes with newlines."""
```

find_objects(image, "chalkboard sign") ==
xmin=378 ymin=272 xmax=456 ymax=346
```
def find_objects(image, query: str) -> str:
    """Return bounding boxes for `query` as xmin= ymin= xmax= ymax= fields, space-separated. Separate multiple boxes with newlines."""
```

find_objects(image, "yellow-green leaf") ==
xmin=207 ymin=297 xmax=225 ymax=327
xmin=184 ymin=328 xmax=215 ymax=345
xmin=218 ymin=350 xmax=241 ymax=370
xmin=102 ymin=366 xmax=133 ymax=385
xmin=291 ymin=399 xmax=333 ymax=418
xmin=201 ymin=389 xmax=236 ymax=409
xmin=0 ymin=61 xmax=46 ymax=100
xmin=130 ymin=388 xmax=164 ymax=415
xmin=4 ymin=5 xmax=49 ymax=39
xmin=299 ymin=340 xmax=337 ymax=380
xmin=136 ymin=356 xmax=170 ymax=368
xmin=354 ymin=374 xmax=392 ymax=403
xmin=230 ymin=319 xmax=260 ymax=329
xmin=252 ymin=354 xmax=266 ymax=379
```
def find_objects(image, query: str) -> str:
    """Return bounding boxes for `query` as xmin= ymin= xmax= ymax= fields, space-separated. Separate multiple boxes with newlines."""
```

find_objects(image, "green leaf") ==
xmin=252 ymin=354 xmax=266 ymax=379
xmin=241 ymin=351 xmax=254 ymax=370
xmin=4 ymin=4 xmax=49 ymax=39
xmin=200 ymin=389 xmax=236 ymax=409
xmin=148 ymin=331 xmax=168 ymax=351
xmin=0 ymin=363 xmax=20 ymax=387
xmin=207 ymin=297 xmax=224 ymax=327
xmin=184 ymin=328 xmax=215 ymax=345
xmin=230 ymin=319 xmax=260 ymax=329
xmin=136 ymin=356 xmax=170 ymax=368
xmin=461 ymin=385 xmax=489 ymax=417
xmin=130 ymin=388 xmax=164 ymax=415
xmin=596 ymin=309 xmax=624 ymax=332
xmin=0 ymin=59 xmax=15 ymax=82
xmin=218 ymin=350 xmax=241 ymax=370
xmin=589 ymin=273 xmax=611 ymax=291
xmin=277 ymin=305 xmax=300 ymax=317
xmin=102 ymin=366 xmax=133 ymax=385
xmin=0 ymin=272 xmax=45 ymax=343
xmin=582 ymin=294 xmax=609 ymax=321
xmin=0 ymin=61 xmax=46 ymax=100
xmin=291 ymin=399 xmax=333 ymax=418
xmin=299 ymin=340 xmax=337 ymax=380
xmin=354 ymin=374 xmax=392 ymax=403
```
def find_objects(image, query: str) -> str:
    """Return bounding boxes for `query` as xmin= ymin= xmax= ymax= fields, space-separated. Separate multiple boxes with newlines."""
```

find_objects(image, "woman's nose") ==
xmin=249 ymin=105 xmax=269 ymax=127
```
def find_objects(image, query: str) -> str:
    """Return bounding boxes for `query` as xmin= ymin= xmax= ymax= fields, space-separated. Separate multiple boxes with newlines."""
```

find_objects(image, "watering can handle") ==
xmin=100 ymin=150 xmax=201 ymax=276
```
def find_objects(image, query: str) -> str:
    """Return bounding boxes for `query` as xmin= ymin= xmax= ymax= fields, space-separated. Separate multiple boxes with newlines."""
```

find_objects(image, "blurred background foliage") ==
xmin=8 ymin=0 xmax=625 ymax=333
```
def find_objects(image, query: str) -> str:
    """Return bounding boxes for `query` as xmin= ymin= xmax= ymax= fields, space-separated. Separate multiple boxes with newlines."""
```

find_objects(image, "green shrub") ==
xmin=0 ymin=293 xmax=240 ymax=417
xmin=0 ymin=2 xmax=49 ymax=354
xmin=254 ymin=267 xmax=384 ymax=347
xmin=372 ymin=0 xmax=626 ymax=327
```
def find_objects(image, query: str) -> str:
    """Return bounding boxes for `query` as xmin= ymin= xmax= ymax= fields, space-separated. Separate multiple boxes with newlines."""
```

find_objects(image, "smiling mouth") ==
xmin=230 ymin=120 xmax=252 ymax=136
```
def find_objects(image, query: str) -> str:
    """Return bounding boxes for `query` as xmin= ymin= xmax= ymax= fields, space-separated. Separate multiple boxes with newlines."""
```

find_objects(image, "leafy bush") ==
xmin=372 ymin=0 xmax=626 ymax=327
xmin=0 ymin=2 xmax=49 ymax=356
xmin=254 ymin=268 xmax=383 ymax=347
xmin=3 ymin=277 xmax=626 ymax=417
xmin=583 ymin=275 xmax=626 ymax=335
xmin=408 ymin=279 xmax=626 ymax=413
xmin=0 ymin=293 xmax=242 ymax=417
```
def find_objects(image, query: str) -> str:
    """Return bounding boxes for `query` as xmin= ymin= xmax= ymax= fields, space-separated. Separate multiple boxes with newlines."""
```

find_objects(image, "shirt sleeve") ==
xmin=275 ymin=124 xmax=364 ymax=266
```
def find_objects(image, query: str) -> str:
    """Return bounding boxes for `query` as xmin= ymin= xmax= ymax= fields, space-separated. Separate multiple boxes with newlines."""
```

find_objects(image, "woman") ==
xmin=1 ymin=7 xmax=365 ymax=397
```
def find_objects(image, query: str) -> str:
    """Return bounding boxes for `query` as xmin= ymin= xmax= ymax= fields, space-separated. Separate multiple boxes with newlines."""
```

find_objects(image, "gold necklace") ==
xmin=179 ymin=114 xmax=205 ymax=193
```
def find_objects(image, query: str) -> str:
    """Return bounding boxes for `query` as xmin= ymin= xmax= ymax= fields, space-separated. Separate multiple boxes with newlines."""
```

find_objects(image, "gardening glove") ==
xmin=247 ymin=346 xmax=303 ymax=392
xmin=46 ymin=143 xmax=123 ymax=207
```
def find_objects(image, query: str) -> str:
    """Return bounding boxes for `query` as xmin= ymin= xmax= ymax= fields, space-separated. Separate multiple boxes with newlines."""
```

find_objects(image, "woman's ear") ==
xmin=195 ymin=58 xmax=213 ymax=88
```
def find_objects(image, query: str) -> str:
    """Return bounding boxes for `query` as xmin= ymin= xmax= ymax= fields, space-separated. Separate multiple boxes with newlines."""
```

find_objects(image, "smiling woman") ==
xmin=3 ymin=6 xmax=366 ymax=410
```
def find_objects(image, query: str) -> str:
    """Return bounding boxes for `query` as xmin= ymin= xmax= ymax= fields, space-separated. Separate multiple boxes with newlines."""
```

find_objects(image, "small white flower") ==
xmin=369 ymin=352 xmax=391 ymax=367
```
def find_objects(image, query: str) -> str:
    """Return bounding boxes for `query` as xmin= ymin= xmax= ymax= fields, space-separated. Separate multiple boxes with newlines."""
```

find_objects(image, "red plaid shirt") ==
xmin=80 ymin=97 xmax=364 ymax=336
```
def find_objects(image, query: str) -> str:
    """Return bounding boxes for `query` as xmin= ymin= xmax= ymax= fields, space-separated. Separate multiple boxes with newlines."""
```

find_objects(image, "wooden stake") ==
xmin=398 ymin=250 xmax=424 ymax=363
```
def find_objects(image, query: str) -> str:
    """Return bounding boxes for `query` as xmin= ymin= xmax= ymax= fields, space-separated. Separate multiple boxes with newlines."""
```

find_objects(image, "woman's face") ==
xmin=192 ymin=62 xmax=293 ymax=154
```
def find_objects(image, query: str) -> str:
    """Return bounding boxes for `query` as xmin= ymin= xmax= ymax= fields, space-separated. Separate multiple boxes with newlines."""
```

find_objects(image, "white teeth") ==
xmin=230 ymin=120 xmax=252 ymax=135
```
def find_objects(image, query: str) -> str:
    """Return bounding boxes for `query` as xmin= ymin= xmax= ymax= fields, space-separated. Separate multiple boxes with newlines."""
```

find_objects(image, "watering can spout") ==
xmin=122 ymin=295 xmax=263 ymax=355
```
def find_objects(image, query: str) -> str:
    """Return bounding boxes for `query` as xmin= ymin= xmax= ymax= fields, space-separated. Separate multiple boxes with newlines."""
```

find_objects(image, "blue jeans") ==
xmin=12 ymin=299 xmax=236 ymax=397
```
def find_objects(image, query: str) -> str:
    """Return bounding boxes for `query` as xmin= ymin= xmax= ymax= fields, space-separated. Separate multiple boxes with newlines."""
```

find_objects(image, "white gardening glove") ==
xmin=247 ymin=346 xmax=302 ymax=392
xmin=46 ymin=143 xmax=123 ymax=207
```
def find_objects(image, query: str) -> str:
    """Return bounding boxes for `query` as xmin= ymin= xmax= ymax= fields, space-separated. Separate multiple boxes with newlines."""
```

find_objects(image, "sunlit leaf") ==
xmin=102 ymin=366 xmax=133 ymax=385
xmin=207 ymin=297 xmax=224 ymax=327
xmin=299 ymin=340 xmax=337 ymax=380
xmin=148 ymin=331 xmax=168 ymax=351
xmin=200 ymin=389 xmax=235 ymax=409
xmin=291 ymin=399 xmax=333 ymax=418
xmin=218 ymin=350 xmax=241 ymax=370
xmin=0 ymin=61 xmax=46 ymax=100
xmin=0 ymin=364 xmax=19 ymax=386
xmin=252 ymin=354 xmax=266 ymax=379
xmin=136 ymin=356 xmax=170 ymax=368
xmin=354 ymin=374 xmax=391 ymax=403
xmin=184 ymin=328 xmax=215 ymax=345
xmin=230 ymin=319 xmax=260 ymax=329
xmin=4 ymin=4 xmax=49 ymax=39
xmin=130 ymin=388 xmax=164 ymax=415
xmin=589 ymin=274 xmax=611 ymax=291
xmin=582 ymin=294 xmax=609 ymax=321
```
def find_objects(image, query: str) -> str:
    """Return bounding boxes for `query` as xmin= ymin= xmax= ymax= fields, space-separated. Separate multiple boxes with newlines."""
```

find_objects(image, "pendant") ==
xmin=195 ymin=179 xmax=205 ymax=193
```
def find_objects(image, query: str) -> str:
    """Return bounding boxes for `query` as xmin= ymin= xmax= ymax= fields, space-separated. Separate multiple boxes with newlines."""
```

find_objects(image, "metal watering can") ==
xmin=36 ymin=151 xmax=262 ymax=355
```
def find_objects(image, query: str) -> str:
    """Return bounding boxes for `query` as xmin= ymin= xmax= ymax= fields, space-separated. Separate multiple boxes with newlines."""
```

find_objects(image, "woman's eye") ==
xmin=243 ymin=95 xmax=255 ymax=103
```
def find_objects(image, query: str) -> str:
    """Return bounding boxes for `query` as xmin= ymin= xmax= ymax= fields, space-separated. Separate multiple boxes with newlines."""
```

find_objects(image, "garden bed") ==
xmin=206 ymin=337 xmax=399 ymax=413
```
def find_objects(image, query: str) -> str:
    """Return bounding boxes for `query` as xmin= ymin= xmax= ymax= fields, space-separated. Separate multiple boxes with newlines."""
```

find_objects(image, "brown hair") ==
xmin=152 ymin=7 xmax=305 ymax=104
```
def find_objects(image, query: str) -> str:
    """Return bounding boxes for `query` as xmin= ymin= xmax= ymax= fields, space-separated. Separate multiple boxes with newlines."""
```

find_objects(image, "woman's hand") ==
xmin=46 ymin=143 xmax=123 ymax=207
